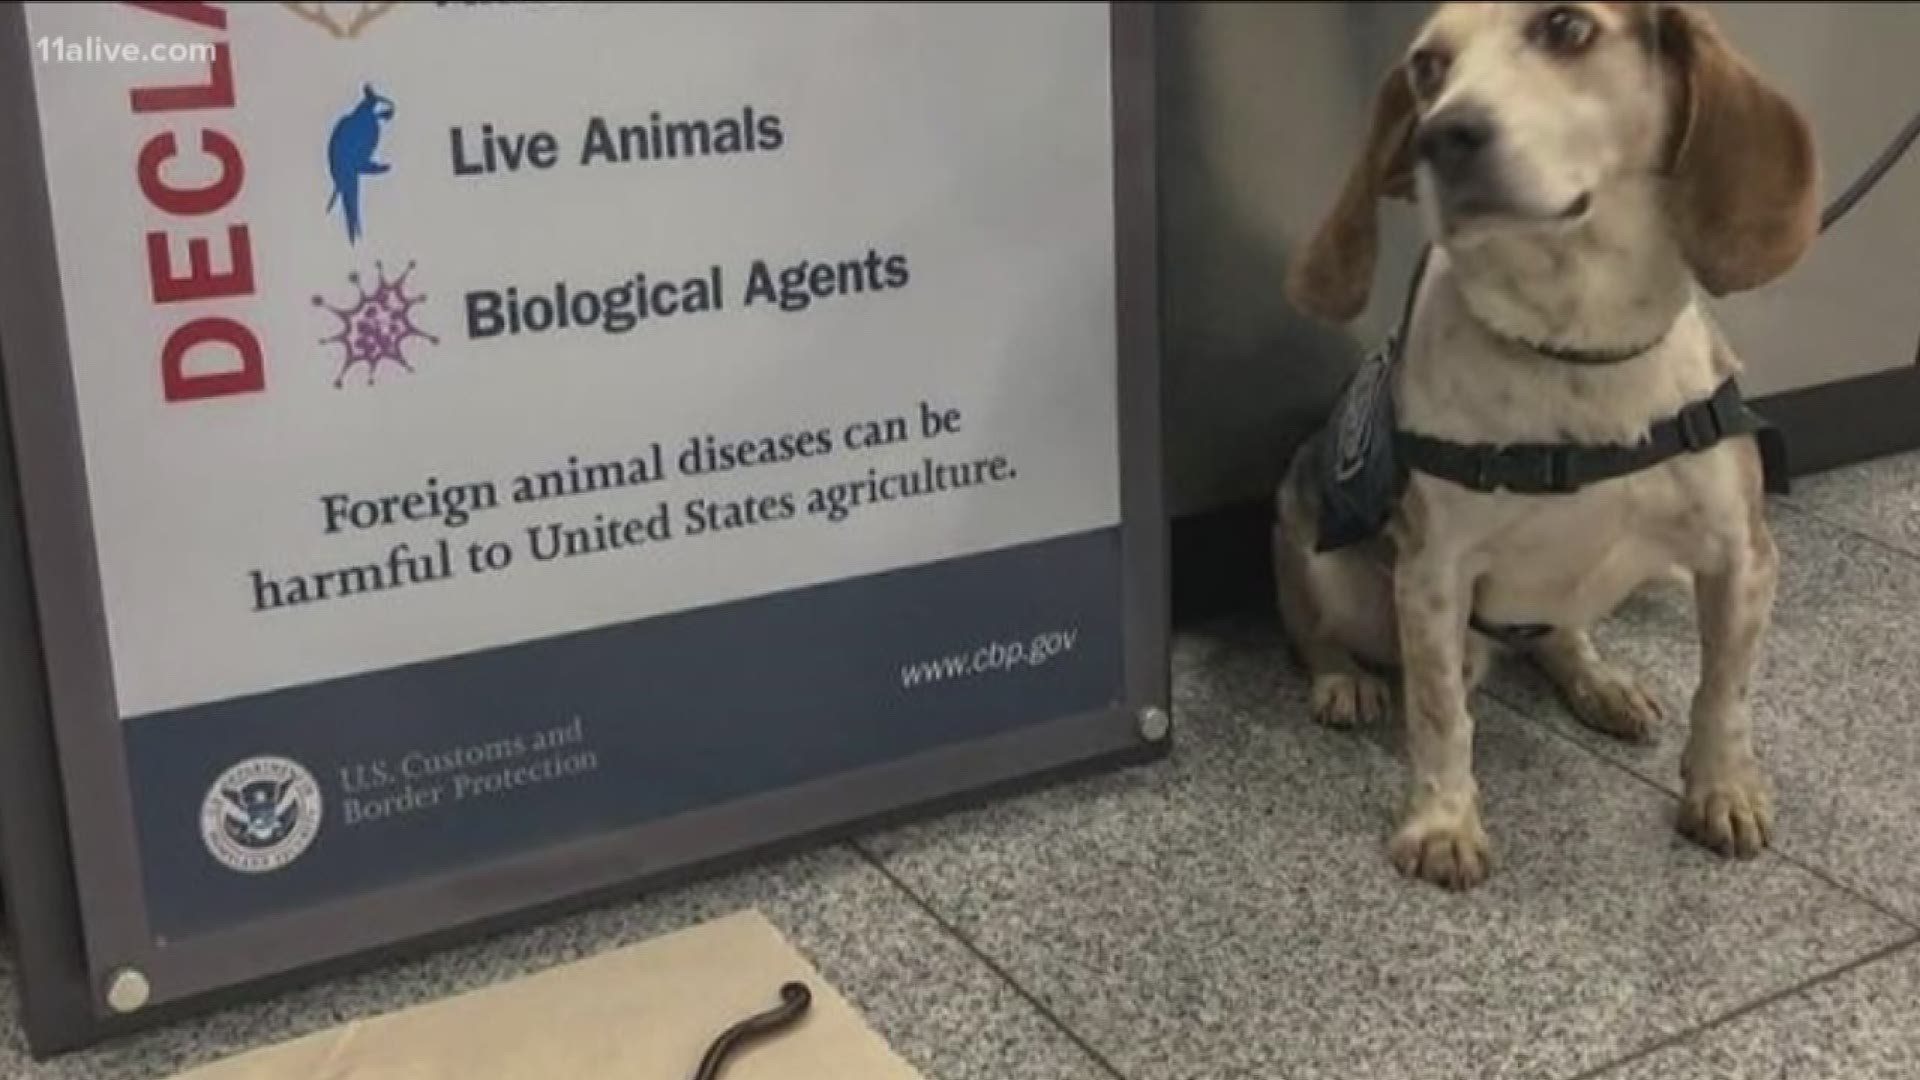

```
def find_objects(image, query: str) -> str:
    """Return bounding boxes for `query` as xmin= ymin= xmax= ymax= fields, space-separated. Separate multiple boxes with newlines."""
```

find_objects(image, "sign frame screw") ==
xmin=1137 ymin=705 xmax=1171 ymax=743
xmin=105 ymin=967 xmax=150 ymax=1014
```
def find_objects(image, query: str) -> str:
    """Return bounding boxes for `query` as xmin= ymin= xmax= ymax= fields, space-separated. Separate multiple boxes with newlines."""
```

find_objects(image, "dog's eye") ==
xmin=1533 ymin=5 xmax=1598 ymax=56
xmin=1408 ymin=48 xmax=1451 ymax=97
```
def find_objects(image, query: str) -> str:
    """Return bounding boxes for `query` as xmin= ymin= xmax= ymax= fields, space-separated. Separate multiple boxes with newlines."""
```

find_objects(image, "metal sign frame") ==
xmin=0 ymin=2 xmax=1164 ymax=1058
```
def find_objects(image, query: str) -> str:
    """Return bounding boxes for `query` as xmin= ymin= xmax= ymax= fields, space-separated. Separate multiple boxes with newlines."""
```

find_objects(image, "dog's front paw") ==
xmin=1389 ymin=804 xmax=1491 ymax=891
xmin=1310 ymin=672 xmax=1392 ymax=728
xmin=1680 ymin=766 xmax=1775 ymax=859
xmin=1563 ymin=666 xmax=1663 ymax=743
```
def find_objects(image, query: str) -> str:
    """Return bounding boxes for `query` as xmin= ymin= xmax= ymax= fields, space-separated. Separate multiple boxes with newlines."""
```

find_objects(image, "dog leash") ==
xmin=1819 ymin=106 xmax=1920 ymax=234
xmin=689 ymin=981 xmax=813 ymax=1080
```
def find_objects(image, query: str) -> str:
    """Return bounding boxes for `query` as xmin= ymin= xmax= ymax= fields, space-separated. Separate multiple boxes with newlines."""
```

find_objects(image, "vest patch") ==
xmin=1314 ymin=333 xmax=1408 ymax=554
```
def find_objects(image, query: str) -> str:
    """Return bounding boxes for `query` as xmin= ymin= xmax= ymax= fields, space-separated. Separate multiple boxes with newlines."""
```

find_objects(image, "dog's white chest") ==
xmin=1459 ymin=468 xmax=1709 ymax=630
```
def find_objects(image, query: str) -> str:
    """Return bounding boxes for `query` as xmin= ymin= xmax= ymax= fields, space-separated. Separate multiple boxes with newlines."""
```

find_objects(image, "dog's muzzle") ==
xmin=1415 ymin=103 xmax=1589 ymax=223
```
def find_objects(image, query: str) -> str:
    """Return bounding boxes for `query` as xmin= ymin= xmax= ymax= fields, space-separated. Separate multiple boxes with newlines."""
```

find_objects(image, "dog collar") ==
xmin=1493 ymin=327 xmax=1669 ymax=366
xmin=1471 ymin=310 xmax=1675 ymax=367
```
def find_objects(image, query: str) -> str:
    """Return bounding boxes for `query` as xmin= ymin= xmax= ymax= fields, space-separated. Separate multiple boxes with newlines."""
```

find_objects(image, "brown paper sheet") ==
xmin=169 ymin=910 xmax=927 ymax=1080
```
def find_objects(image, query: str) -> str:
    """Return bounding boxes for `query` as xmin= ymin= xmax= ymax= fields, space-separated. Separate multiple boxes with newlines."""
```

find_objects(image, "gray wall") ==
xmin=1706 ymin=4 xmax=1920 ymax=397
xmin=1158 ymin=2 xmax=1920 ymax=519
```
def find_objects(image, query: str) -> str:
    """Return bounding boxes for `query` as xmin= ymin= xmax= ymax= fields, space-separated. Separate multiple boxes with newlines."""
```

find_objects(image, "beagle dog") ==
xmin=1274 ymin=2 xmax=1819 ymax=890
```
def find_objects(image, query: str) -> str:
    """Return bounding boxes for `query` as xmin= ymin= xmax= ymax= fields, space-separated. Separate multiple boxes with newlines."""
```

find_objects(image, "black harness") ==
xmin=1308 ymin=249 xmax=1789 ymax=647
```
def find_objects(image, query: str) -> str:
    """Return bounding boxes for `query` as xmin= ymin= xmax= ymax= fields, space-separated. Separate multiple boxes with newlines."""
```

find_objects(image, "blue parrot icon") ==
xmin=326 ymin=84 xmax=396 ymax=244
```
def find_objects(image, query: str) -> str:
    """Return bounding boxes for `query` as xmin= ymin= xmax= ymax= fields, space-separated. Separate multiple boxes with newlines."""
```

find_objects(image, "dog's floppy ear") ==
xmin=1656 ymin=3 xmax=1820 ymax=296
xmin=1284 ymin=64 xmax=1418 ymax=324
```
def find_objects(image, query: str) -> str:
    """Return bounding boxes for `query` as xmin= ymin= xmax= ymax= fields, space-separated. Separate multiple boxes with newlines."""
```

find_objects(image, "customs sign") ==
xmin=0 ymin=1 xmax=1162 ymax=1054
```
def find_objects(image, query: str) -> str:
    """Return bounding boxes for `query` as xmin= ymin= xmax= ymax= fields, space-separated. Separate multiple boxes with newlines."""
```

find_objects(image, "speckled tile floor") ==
xmin=7 ymin=453 xmax=1920 ymax=1079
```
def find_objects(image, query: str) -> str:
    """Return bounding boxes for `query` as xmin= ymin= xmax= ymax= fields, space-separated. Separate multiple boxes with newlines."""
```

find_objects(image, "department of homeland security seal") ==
xmin=200 ymin=756 xmax=324 ymax=874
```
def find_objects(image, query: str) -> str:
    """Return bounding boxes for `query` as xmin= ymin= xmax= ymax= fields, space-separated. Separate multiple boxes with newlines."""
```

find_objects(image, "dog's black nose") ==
xmin=1416 ymin=106 xmax=1495 ymax=182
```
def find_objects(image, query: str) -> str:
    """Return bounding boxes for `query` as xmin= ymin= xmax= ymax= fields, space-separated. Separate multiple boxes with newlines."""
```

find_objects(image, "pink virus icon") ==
xmin=312 ymin=260 xmax=439 ymax=388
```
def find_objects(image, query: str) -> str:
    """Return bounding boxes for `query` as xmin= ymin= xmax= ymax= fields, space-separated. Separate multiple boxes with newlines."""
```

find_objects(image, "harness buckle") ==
xmin=1471 ymin=449 xmax=1499 ymax=492
xmin=1542 ymin=447 xmax=1577 ymax=493
xmin=1467 ymin=447 xmax=1580 ymax=493
xmin=1677 ymin=402 xmax=1724 ymax=452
